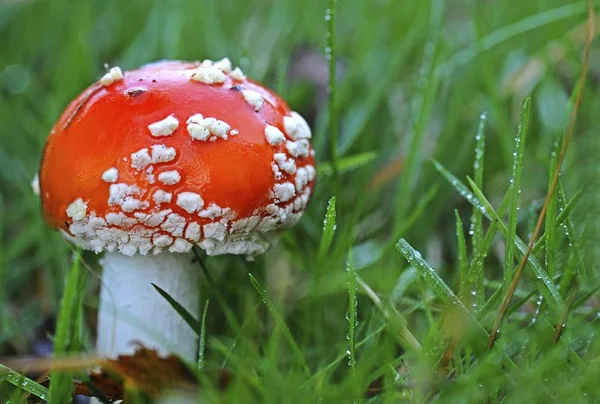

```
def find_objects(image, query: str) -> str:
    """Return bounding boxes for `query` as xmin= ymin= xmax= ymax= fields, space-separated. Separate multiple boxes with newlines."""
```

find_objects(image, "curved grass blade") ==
xmin=152 ymin=283 xmax=201 ymax=335
xmin=249 ymin=273 xmax=310 ymax=377
xmin=505 ymin=98 xmax=530 ymax=295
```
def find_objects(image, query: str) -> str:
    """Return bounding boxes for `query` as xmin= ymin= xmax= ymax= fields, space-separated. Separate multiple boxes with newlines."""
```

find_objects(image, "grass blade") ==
xmin=152 ymin=283 xmax=201 ymax=335
xmin=395 ymin=0 xmax=445 ymax=226
xmin=558 ymin=180 xmax=586 ymax=284
xmin=455 ymin=210 xmax=469 ymax=302
xmin=248 ymin=273 xmax=310 ymax=377
xmin=49 ymin=251 xmax=85 ymax=404
xmin=356 ymin=276 xmax=421 ymax=352
xmin=488 ymin=0 xmax=593 ymax=347
xmin=432 ymin=160 xmax=490 ymax=219
xmin=318 ymin=151 xmax=378 ymax=177
xmin=347 ymin=253 xmax=357 ymax=373
xmin=326 ymin=0 xmax=338 ymax=171
xmin=318 ymin=197 xmax=337 ymax=265
xmin=505 ymin=98 xmax=530 ymax=294
xmin=545 ymin=140 xmax=561 ymax=279
xmin=397 ymin=239 xmax=466 ymax=311
xmin=469 ymin=112 xmax=487 ymax=305
xmin=0 ymin=364 xmax=50 ymax=401
xmin=467 ymin=177 xmax=563 ymax=310
xmin=198 ymin=300 xmax=210 ymax=371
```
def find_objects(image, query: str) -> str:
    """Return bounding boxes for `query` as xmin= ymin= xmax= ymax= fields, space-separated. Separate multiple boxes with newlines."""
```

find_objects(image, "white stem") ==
xmin=96 ymin=252 xmax=200 ymax=359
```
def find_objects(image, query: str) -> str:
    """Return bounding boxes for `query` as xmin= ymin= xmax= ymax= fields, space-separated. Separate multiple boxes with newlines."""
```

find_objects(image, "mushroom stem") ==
xmin=96 ymin=252 xmax=200 ymax=358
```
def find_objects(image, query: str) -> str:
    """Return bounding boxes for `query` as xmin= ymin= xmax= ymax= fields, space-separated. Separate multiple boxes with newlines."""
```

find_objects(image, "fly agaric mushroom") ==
xmin=38 ymin=59 xmax=315 ymax=358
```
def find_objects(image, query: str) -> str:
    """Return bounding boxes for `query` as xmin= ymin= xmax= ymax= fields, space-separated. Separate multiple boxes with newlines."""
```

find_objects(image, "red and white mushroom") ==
xmin=38 ymin=59 xmax=315 ymax=358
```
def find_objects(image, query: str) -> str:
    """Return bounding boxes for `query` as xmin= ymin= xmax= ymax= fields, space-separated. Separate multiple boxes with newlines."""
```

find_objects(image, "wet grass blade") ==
xmin=455 ymin=210 xmax=469 ymax=302
xmin=558 ymin=180 xmax=586 ymax=284
xmin=470 ymin=112 xmax=487 ymax=306
xmin=397 ymin=239 xmax=467 ymax=311
xmin=249 ymin=273 xmax=310 ymax=377
xmin=505 ymin=98 xmax=530 ymax=294
xmin=545 ymin=140 xmax=561 ymax=279
xmin=467 ymin=177 xmax=563 ymax=310
xmin=318 ymin=197 xmax=337 ymax=266
xmin=0 ymin=364 xmax=50 ymax=401
xmin=432 ymin=160 xmax=490 ymax=220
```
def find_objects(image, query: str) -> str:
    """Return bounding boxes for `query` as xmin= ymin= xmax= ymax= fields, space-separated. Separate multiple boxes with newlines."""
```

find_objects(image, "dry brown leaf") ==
xmin=73 ymin=344 xmax=197 ymax=401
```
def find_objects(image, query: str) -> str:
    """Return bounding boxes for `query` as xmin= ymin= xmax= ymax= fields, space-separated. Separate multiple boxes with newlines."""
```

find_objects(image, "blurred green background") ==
xmin=1 ymin=0 xmax=599 ymax=402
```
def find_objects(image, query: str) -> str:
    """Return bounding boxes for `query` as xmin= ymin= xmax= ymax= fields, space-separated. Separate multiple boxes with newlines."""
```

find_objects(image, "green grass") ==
xmin=1 ymin=0 xmax=600 ymax=402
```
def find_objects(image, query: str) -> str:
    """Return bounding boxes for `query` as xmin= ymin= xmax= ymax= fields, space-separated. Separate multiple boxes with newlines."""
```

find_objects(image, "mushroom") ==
xmin=38 ymin=59 xmax=316 ymax=359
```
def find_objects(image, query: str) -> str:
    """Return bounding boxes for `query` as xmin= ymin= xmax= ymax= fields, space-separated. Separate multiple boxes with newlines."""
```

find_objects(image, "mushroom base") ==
xmin=96 ymin=252 xmax=200 ymax=359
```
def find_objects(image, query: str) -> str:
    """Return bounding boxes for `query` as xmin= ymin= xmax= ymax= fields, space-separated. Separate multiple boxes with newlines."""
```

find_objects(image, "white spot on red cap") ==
xmin=213 ymin=58 xmax=232 ymax=73
xmin=230 ymin=216 xmax=260 ymax=234
xmin=242 ymin=90 xmax=264 ymax=111
xmin=229 ymin=67 xmax=246 ymax=81
xmin=161 ymin=213 xmax=186 ymax=237
xmin=265 ymin=125 xmax=285 ymax=146
xmin=271 ymin=163 xmax=283 ymax=180
xmin=176 ymin=192 xmax=204 ymax=214
xmin=106 ymin=212 xmax=137 ymax=228
xmin=153 ymin=234 xmax=173 ymax=248
xmin=191 ymin=66 xmax=226 ymax=84
xmin=158 ymin=170 xmax=181 ymax=185
xmin=286 ymin=139 xmax=310 ymax=158
xmin=295 ymin=167 xmax=309 ymax=192
xmin=148 ymin=115 xmax=179 ymax=137
xmin=273 ymin=153 xmax=296 ymax=174
xmin=131 ymin=148 xmax=151 ymax=170
xmin=134 ymin=209 xmax=172 ymax=227
xmin=273 ymin=182 xmax=296 ymax=202
xmin=66 ymin=198 xmax=87 ymax=221
xmin=203 ymin=221 xmax=227 ymax=241
xmin=198 ymin=203 xmax=223 ymax=219
xmin=285 ymin=112 xmax=312 ymax=140
xmin=108 ymin=184 xmax=140 ymax=205
xmin=101 ymin=167 xmax=119 ymax=183
xmin=153 ymin=190 xmax=172 ymax=205
xmin=184 ymin=222 xmax=201 ymax=242
xmin=100 ymin=66 xmax=123 ymax=86
xmin=151 ymin=145 xmax=177 ymax=163
xmin=170 ymin=238 xmax=193 ymax=253
xmin=120 ymin=197 xmax=149 ymax=212
xmin=186 ymin=114 xmax=231 ymax=141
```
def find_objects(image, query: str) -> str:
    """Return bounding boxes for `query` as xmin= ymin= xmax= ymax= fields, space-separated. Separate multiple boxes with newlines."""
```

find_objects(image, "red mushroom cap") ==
xmin=39 ymin=59 xmax=316 ymax=256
